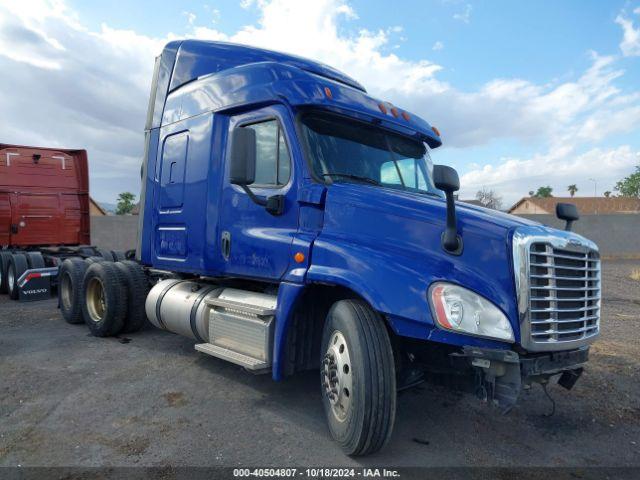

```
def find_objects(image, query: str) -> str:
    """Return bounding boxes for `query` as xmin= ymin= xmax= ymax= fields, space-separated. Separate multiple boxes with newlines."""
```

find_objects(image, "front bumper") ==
xmin=454 ymin=346 xmax=590 ymax=412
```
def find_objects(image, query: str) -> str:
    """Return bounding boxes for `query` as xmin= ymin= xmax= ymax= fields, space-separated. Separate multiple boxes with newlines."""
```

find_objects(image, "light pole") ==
xmin=588 ymin=178 xmax=597 ymax=197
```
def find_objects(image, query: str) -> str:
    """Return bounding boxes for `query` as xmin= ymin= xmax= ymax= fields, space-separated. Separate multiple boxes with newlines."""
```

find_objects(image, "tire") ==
xmin=78 ymin=246 xmax=96 ymax=256
xmin=85 ymin=256 xmax=103 ymax=264
xmin=58 ymin=258 xmax=88 ymax=324
xmin=95 ymin=248 xmax=113 ymax=261
xmin=7 ymin=253 xmax=29 ymax=300
xmin=0 ymin=251 xmax=13 ymax=294
xmin=320 ymin=299 xmax=396 ymax=456
xmin=26 ymin=252 xmax=45 ymax=269
xmin=114 ymin=261 xmax=149 ymax=333
xmin=111 ymin=250 xmax=126 ymax=261
xmin=81 ymin=261 xmax=128 ymax=337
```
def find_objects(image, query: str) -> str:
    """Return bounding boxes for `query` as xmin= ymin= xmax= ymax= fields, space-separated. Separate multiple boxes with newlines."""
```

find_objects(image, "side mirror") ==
xmin=556 ymin=203 xmax=579 ymax=231
xmin=433 ymin=165 xmax=462 ymax=254
xmin=230 ymin=127 xmax=256 ymax=186
xmin=229 ymin=127 xmax=284 ymax=216
xmin=433 ymin=164 xmax=460 ymax=193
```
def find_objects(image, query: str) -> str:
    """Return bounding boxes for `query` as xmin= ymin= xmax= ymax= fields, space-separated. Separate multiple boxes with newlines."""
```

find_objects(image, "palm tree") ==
xmin=567 ymin=184 xmax=578 ymax=197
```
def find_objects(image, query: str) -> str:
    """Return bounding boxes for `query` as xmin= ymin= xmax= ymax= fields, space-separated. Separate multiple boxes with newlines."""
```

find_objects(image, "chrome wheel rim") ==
xmin=7 ymin=267 xmax=14 ymax=291
xmin=61 ymin=272 xmax=73 ymax=310
xmin=86 ymin=277 xmax=106 ymax=322
xmin=322 ymin=330 xmax=352 ymax=423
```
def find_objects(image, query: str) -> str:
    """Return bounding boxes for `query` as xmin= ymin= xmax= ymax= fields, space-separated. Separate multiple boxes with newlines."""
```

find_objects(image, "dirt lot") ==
xmin=0 ymin=260 xmax=639 ymax=470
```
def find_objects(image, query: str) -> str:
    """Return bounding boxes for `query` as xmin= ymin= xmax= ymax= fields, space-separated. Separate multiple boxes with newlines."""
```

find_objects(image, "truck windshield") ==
xmin=300 ymin=113 xmax=441 ymax=196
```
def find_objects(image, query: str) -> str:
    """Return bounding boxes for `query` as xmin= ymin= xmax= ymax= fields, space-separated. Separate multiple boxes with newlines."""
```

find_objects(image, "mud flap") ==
xmin=17 ymin=267 xmax=58 ymax=301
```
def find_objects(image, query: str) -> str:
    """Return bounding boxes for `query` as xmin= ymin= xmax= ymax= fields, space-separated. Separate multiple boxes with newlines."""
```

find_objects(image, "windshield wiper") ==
xmin=321 ymin=173 xmax=381 ymax=186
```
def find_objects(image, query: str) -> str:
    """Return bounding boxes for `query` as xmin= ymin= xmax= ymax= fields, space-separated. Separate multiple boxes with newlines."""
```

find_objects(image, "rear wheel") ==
xmin=115 ymin=261 xmax=149 ymax=333
xmin=58 ymin=258 xmax=88 ymax=324
xmin=7 ymin=253 xmax=28 ymax=300
xmin=82 ymin=261 xmax=128 ymax=336
xmin=95 ymin=248 xmax=113 ymax=261
xmin=26 ymin=252 xmax=45 ymax=269
xmin=320 ymin=299 xmax=396 ymax=456
xmin=111 ymin=250 xmax=126 ymax=261
xmin=0 ymin=251 xmax=13 ymax=294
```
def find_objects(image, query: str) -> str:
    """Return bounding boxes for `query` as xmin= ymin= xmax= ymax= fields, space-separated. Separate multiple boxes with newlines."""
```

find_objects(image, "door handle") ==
xmin=221 ymin=231 xmax=231 ymax=261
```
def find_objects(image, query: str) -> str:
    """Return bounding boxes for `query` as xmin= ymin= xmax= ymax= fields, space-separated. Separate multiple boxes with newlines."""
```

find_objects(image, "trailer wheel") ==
xmin=320 ymin=299 xmax=396 ymax=456
xmin=58 ymin=258 xmax=88 ymax=324
xmin=0 ymin=251 xmax=13 ymax=294
xmin=115 ymin=261 xmax=149 ymax=333
xmin=26 ymin=252 xmax=45 ymax=269
xmin=7 ymin=253 xmax=29 ymax=300
xmin=111 ymin=250 xmax=126 ymax=261
xmin=82 ymin=261 xmax=128 ymax=337
xmin=95 ymin=248 xmax=113 ymax=261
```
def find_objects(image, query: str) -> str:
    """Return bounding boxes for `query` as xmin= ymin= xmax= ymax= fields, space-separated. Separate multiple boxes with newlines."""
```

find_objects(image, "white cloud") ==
xmin=432 ymin=40 xmax=444 ymax=51
xmin=0 ymin=0 xmax=638 ymax=205
xmin=459 ymin=146 xmax=640 ymax=205
xmin=615 ymin=7 xmax=640 ymax=56
xmin=453 ymin=4 xmax=472 ymax=24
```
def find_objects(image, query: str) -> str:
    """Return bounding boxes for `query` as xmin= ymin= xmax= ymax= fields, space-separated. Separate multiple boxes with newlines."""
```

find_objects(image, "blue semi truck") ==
xmin=57 ymin=40 xmax=600 ymax=455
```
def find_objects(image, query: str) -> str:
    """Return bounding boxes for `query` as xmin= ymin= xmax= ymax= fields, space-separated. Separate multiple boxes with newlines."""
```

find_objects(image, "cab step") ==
xmin=195 ymin=343 xmax=270 ymax=372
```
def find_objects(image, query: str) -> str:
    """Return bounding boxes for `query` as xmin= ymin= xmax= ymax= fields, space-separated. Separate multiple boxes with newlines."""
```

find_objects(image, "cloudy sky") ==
xmin=1 ymin=0 xmax=639 ymax=207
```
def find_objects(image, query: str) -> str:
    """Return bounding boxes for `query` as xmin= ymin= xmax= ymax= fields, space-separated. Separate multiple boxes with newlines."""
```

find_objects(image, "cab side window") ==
xmin=241 ymin=120 xmax=291 ymax=187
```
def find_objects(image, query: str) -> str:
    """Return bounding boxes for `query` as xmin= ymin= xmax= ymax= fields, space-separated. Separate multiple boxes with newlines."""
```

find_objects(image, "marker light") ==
xmin=401 ymin=111 xmax=410 ymax=121
xmin=324 ymin=87 xmax=333 ymax=99
xmin=378 ymin=103 xmax=388 ymax=114
xmin=432 ymin=126 xmax=441 ymax=137
xmin=294 ymin=252 xmax=305 ymax=263
xmin=390 ymin=107 xmax=399 ymax=118
xmin=429 ymin=282 xmax=514 ymax=342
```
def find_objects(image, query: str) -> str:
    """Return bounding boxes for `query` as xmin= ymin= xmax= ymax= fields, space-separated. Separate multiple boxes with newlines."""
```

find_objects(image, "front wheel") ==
xmin=320 ymin=299 xmax=396 ymax=456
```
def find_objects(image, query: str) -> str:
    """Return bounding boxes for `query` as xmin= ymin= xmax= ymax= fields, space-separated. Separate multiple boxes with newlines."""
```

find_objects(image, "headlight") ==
xmin=428 ymin=282 xmax=514 ymax=342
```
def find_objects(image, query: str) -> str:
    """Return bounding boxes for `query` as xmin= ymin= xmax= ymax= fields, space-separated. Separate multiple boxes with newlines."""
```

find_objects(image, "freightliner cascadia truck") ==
xmin=55 ymin=40 xmax=600 ymax=455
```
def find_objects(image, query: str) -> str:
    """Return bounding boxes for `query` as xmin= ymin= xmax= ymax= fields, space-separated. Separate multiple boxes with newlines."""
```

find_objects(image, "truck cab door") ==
xmin=219 ymin=105 xmax=298 ymax=281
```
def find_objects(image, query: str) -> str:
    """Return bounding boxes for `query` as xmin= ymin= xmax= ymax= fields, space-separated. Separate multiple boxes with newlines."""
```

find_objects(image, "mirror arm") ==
xmin=442 ymin=190 xmax=463 ymax=254
xmin=240 ymin=184 xmax=267 ymax=207
xmin=564 ymin=219 xmax=574 ymax=232
xmin=239 ymin=185 xmax=284 ymax=216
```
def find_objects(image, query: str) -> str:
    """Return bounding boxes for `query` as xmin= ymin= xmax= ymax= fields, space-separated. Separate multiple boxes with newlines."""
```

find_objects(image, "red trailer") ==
xmin=0 ymin=143 xmax=90 ymax=247
xmin=0 ymin=144 xmax=126 ymax=301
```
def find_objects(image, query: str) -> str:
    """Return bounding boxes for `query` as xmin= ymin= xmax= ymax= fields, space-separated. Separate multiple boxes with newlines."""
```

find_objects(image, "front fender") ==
xmin=306 ymin=234 xmax=516 ymax=351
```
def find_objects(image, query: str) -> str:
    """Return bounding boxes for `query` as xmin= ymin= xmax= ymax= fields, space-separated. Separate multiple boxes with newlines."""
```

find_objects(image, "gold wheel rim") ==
xmin=86 ymin=277 xmax=106 ymax=322
xmin=61 ymin=272 xmax=73 ymax=310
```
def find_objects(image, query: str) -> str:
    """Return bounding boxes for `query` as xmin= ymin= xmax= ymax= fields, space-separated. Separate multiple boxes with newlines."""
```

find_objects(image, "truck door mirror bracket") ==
xmin=556 ymin=203 xmax=579 ymax=231
xmin=433 ymin=164 xmax=463 ymax=255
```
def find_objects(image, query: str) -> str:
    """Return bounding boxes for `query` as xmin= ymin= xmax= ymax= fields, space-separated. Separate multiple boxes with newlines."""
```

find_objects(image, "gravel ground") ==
xmin=0 ymin=260 xmax=639 ymax=470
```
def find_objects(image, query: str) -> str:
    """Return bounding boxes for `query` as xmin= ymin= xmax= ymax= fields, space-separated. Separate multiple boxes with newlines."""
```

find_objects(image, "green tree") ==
xmin=567 ymin=184 xmax=578 ymax=197
xmin=534 ymin=186 xmax=553 ymax=198
xmin=614 ymin=166 xmax=640 ymax=197
xmin=116 ymin=192 xmax=136 ymax=215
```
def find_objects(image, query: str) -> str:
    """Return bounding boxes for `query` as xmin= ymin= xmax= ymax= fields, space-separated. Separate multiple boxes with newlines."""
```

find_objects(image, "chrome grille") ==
xmin=527 ymin=243 xmax=600 ymax=344
xmin=513 ymin=227 xmax=601 ymax=352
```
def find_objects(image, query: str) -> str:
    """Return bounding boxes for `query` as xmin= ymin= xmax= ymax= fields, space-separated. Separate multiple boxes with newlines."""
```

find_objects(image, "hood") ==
xmin=316 ymin=183 xmax=531 ymax=339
